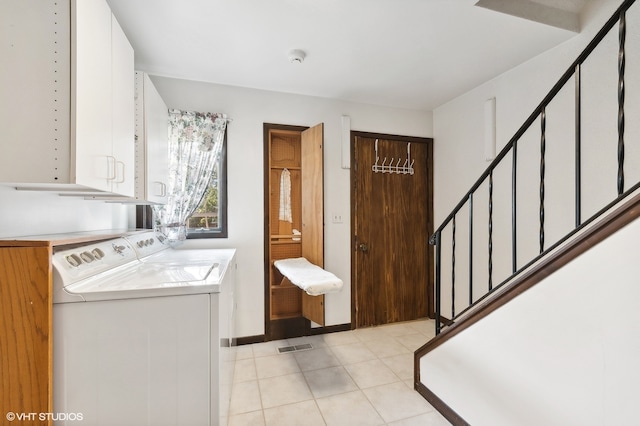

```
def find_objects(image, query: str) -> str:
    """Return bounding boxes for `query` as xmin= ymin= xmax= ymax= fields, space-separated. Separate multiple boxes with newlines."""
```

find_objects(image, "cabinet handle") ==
xmin=115 ymin=161 xmax=126 ymax=183
xmin=106 ymin=156 xmax=117 ymax=180
xmin=154 ymin=181 xmax=167 ymax=197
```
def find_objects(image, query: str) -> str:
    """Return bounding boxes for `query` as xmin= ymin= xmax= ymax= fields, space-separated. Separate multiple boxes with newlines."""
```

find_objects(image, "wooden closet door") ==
xmin=301 ymin=123 xmax=325 ymax=325
xmin=352 ymin=133 xmax=434 ymax=327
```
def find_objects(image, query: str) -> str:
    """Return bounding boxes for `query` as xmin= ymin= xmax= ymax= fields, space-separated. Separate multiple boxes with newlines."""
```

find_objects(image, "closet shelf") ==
xmin=270 ymin=234 xmax=302 ymax=240
xmin=270 ymin=313 xmax=301 ymax=320
xmin=270 ymin=165 xmax=301 ymax=170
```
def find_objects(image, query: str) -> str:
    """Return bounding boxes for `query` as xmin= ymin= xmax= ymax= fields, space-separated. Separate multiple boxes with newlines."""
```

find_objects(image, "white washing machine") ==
xmin=52 ymin=231 xmax=236 ymax=426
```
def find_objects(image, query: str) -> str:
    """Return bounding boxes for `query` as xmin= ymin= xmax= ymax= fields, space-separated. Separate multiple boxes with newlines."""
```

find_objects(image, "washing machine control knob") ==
xmin=65 ymin=254 xmax=83 ymax=267
xmin=92 ymin=248 xmax=105 ymax=259
xmin=80 ymin=251 xmax=95 ymax=263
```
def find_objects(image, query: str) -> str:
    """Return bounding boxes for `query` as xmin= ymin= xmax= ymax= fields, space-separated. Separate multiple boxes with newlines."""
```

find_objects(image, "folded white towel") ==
xmin=274 ymin=257 xmax=343 ymax=296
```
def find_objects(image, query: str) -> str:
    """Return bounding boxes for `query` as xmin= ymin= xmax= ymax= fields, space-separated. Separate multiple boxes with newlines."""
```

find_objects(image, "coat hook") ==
xmin=371 ymin=140 xmax=415 ymax=175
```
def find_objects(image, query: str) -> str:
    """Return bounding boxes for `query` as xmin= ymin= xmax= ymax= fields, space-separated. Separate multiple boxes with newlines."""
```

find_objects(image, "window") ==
xmin=136 ymin=129 xmax=228 ymax=238
xmin=186 ymin=129 xmax=228 ymax=238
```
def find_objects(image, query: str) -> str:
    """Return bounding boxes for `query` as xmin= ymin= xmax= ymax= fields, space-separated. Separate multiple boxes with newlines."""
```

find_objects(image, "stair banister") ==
xmin=429 ymin=0 xmax=636 ymax=334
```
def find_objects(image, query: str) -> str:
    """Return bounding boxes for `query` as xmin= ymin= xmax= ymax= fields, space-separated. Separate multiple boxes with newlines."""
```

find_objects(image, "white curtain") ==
xmin=153 ymin=109 xmax=228 ymax=244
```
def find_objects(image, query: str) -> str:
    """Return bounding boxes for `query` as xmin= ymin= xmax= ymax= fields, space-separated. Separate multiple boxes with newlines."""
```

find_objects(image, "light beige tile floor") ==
xmin=228 ymin=318 xmax=452 ymax=426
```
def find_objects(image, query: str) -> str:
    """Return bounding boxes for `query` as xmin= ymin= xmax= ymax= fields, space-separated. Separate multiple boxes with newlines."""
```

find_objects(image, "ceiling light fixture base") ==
xmin=288 ymin=49 xmax=306 ymax=64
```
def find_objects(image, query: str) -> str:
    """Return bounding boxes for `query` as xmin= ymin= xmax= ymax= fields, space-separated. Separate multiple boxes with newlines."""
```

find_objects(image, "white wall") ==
xmin=419 ymin=213 xmax=640 ymax=426
xmin=150 ymin=76 xmax=432 ymax=337
xmin=0 ymin=186 xmax=128 ymax=238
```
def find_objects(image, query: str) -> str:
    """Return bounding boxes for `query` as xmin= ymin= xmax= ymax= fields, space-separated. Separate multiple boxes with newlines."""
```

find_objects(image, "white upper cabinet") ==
xmin=109 ymin=14 xmax=135 ymax=196
xmin=134 ymin=72 xmax=169 ymax=204
xmin=0 ymin=0 xmax=135 ymax=196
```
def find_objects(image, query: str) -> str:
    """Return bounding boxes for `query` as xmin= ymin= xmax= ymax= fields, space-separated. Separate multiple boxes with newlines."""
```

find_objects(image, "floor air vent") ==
xmin=277 ymin=343 xmax=313 ymax=354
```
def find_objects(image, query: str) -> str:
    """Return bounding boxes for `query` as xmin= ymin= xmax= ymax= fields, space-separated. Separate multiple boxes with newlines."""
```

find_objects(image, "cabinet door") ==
xmin=110 ymin=13 xmax=135 ymax=197
xmin=73 ymin=0 xmax=113 ymax=191
xmin=301 ymin=123 xmax=325 ymax=325
xmin=144 ymin=74 xmax=169 ymax=204
xmin=0 ymin=0 xmax=72 ymax=184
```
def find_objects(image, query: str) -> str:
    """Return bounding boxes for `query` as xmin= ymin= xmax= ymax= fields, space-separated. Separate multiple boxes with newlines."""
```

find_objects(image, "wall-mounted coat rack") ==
xmin=372 ymin=139 xmax=415 ymax=175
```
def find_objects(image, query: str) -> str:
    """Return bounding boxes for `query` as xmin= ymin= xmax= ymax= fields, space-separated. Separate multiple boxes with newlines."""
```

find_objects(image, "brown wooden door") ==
xmin=352 ymin=133 xmax=434 ymax=328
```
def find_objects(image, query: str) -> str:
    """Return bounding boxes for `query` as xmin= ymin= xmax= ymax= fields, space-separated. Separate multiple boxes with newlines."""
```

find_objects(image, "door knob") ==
xmin=358 ymin=243 xmax=369 ymax=253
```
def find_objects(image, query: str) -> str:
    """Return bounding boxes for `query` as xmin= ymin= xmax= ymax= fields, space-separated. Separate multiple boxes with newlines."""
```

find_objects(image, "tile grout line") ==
xmin=250 ymin=346 xmax=268 ymax=426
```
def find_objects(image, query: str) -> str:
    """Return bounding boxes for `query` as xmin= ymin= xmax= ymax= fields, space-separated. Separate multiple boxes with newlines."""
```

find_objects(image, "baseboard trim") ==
xmin=236 ymin=335 xmax=265 ymax=346
xmin=309 ymin=323 xmax=352 ymax=335
xmin=415 ymin=382 xmax=470 ymax=425
xmin=236 ymin=323 xmax=352 ymax=345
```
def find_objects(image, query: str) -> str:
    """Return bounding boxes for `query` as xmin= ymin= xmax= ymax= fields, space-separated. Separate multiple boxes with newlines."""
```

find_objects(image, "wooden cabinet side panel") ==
xmin=301 ymin=293 xmax=325 ymax=326
xmin=0 ymin=247 xmax=52 ymax=421
xmin=301 ymin=123 xmax=325 ymax=325
xmin=301 ymin=123 xmax=324 ymax=266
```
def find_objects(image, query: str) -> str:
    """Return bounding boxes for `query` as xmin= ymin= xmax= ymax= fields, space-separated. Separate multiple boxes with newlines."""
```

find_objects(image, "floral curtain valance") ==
xmin=153 ymin=109 xmax=228 ymax=244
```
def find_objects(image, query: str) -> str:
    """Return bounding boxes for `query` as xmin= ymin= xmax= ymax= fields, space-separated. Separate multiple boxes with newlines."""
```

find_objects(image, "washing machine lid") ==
xmin=53 ymin=230 xmax=233 ymax=302
xmin=139 ymin=247 xmax=236 ymax=265
xmin=62 ymin=259 xmax=224 ymax=301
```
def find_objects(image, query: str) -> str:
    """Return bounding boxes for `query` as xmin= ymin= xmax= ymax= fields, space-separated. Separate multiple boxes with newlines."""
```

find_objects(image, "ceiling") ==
xmin=106 ymin=0 xmax=590 ymax=111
